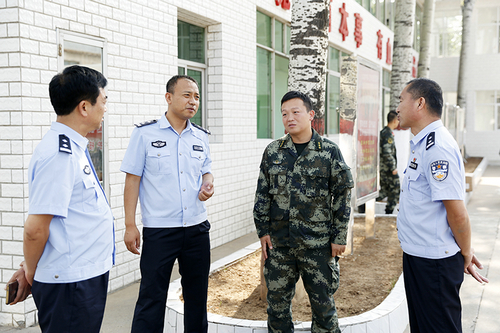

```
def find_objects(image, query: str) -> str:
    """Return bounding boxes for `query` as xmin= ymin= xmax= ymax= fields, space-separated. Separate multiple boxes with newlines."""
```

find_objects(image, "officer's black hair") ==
xmin=166 ymin=75 xmax=199 ymax=94
xmin=406 ymin=78 xmax=443 ymax=118
xmin=281 ymin=91 xmax=313 ymax=112
xmin=49 ymin=65 xmax=107 ymax=116
xmin=387 ymin=110 xmax=398 ymax=124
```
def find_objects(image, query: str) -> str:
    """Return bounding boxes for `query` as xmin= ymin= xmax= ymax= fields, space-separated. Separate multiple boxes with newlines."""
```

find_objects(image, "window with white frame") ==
xmin=475 ymin=91 xmax=500 ymax=131
xmin=431 ymin=12 xmax=462 ymax=57
xmin=256 ymin=10 xmax=291 ymax=139
xmin=57 ymin=29 xmax=107 ymax=189
xmin=325 ymin=47 xmax=343 ymax=135
xmin=476 ymin=6 xmax=500 ymax=54
xmin=178 ymin=20 xmax=207 ymax=127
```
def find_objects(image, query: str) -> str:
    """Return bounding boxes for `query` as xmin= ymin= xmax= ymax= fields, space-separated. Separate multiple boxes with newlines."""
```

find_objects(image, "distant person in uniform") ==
xmin=396 ymin=78 xmax=488 ymax=333
xmin=5 ymin=65 xmax=114 ymax=333
xmin=254 ymin=91 xmax=353 ymax=333
xmin=377 ymin=110 xmax=400 ymax=214
xmin=121 ymin=75 xmax=214 ymax=333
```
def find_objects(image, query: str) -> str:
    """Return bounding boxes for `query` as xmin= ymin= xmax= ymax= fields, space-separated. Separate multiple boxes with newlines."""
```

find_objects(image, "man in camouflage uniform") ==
xmin=254 ymin=91 xmax=354 ymax=333
xmin=377 ymin=110 xmax=400 ymax=214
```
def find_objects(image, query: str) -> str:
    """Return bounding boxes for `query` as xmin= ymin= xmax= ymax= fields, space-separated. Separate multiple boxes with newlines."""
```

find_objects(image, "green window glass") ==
xmin=286 ymin=25 xmax=291 ymax=53
xmin=383 ymin=70 xmax=390 ymax=88
xmin=275 ymin=20 xmax=284 ymax=53
xmin=257 ymin=11 xmax=290 ymax=139
xmin=328 ymin=46 xmax=340 ymax=71
xmin=327 ymin=75 xmax=340 ymax=134
xmin=257 ymin=11 xmax=272 ymax=47
xmin=178 ymin=21 xmax=205 ymax=63
xmin=187 ymin=69 xmax=203 ymax=126
xmin=257 ymin=47 xmax=272 ymax=138
xmin=274 ymin=55 xmax=289 ymax=137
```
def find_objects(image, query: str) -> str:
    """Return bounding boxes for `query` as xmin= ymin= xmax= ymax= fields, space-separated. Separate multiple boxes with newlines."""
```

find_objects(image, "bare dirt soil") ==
xmin=205 ymin=216 xmax=402 ymax=321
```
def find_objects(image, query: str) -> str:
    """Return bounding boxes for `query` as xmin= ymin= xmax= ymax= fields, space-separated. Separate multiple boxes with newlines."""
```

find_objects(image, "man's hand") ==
xmin=5 ymin=262 xmax=31 ymax=305
xmin=124 ymin=225 xmax=141 ymax=255
xmin=260 ymin=235 xmax=273 ymax=260
xmin=392 ymin=169 xmax=398 ymax=175
xmin=464 ymin=251 xmax=489 ymax=284
xmin=199 ymin=173 xmax=214 ymax=201
xmin=331 ymin=243 xmax=346 ymax=257
xmin=198 ymin=181 xmax=214 ymax=201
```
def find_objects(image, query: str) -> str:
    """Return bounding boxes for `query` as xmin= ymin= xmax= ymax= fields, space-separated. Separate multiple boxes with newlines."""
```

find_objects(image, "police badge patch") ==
xmin=151 ymin=140 xmax=166 ymax=148
xmin=430 ymin=160 xmax=449 ymax=181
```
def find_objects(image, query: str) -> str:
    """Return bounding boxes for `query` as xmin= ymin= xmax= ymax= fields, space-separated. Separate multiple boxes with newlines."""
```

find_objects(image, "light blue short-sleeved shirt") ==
xmin=28 ymin=122 xmax=114 ymax=283
xmin=120 ymin=113 xmax=212 ymax=228
xmin=397 ymin=120 xmax=465 ymax=259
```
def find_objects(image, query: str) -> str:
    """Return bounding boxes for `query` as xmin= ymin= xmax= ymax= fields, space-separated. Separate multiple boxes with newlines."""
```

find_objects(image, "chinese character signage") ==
xmin=275 ymin=0 xmax=290 ymax=10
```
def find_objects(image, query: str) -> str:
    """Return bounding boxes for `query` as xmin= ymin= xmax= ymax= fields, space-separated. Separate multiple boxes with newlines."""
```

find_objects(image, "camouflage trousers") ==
xmin=264 ymin=246 xmax=340 ymax=333
xmin=377 ymin=172 xmax=400 ymax=213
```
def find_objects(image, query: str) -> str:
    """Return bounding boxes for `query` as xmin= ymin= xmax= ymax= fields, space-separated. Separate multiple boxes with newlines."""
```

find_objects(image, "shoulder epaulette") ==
xmin=191 ymin=122 xmax=211 ymax=135
xmin=426 ymin=132 xmax=435 ymax=150
xmin=59 ymin=134 xmax=72 ymax=154
xmin=134 ymin=119 xmax=158 ymax=128
xmin=316 ymin=139 xmax=322 ymax=150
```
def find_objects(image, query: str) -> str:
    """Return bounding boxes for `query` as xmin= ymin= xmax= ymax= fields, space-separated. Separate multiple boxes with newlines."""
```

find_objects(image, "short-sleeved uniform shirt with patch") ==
xmin=120 ymin=113 xmax=212 ymax=227
xmin=28 ymin=122 xmax=114 ymax=283
xmin=397 ymin=120 xmax=465 ymax=259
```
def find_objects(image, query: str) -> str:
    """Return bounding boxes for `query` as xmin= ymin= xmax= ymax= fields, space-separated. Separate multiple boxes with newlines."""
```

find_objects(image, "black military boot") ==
xmin=385 ymin=207 xmax=392 ymax=215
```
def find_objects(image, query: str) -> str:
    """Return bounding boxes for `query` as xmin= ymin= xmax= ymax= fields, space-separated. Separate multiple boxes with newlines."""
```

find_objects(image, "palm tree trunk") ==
xmin=288 ymin=0 xmax=329 ymax=135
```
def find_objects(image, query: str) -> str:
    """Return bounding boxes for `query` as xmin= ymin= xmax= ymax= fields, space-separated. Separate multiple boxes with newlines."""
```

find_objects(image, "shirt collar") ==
xmin=160 ymin=112 xmax=193 ymax=134
xmin=278 ymin=128 xmax=321 ymax=150
xmin=411 ymin=120 xmax=443 ymax=146
xmin=51 ymin=122 xmax=89 ymax=150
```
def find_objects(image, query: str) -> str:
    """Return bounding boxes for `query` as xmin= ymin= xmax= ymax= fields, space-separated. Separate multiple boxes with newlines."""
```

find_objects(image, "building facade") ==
xmin=429 ymin=0 xmax=500 ymax=163
xmin=0 ymin=0 xmax=395 ymax=326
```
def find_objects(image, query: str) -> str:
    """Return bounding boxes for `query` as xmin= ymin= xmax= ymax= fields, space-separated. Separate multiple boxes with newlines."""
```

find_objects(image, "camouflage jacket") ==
xmin=253 ymin=129 xmax=354 ymax=249
xmin=380 ymin=126 xmax=397 ymax=173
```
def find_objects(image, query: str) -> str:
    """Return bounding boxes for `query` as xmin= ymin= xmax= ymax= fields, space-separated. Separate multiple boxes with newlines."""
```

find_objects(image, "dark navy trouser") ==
xmin=403 ymin=252 xmax=464 ymax=333
xmin=131 ymin=220 xmax=211 ymax=333
xmin=32 ymin=271 xmax=109 ymax=333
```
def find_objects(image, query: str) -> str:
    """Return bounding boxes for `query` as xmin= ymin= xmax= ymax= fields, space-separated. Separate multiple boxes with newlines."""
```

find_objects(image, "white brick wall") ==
xmin=0 ymin=0 xmax=396 ymax=326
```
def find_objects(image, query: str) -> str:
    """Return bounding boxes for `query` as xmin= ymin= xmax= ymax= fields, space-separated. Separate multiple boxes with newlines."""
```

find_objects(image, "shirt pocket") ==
xmin=189 ymin=150 xmax=206 ymax=175
xmin=82 ymin=177 xmax=100 ymax=212
xmin=268 ymin=166 xmax=287 ymax=195
xmin=406 ymin=169 xmax=426 ymax=201
xmin=305 ymin=167 xmax=329 ymax=197
xmin=146 ymin=147 xmax=172 ymax=175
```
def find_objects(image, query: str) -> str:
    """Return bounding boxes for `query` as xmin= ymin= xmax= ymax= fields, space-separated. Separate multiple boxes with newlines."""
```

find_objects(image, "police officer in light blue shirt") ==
xmin=6 ymin=66 xmax=114 ymax=333
xmin=121 ymin=75 xmax=214 ymax=333
xmin=396 ymin=78 xmax=488 ymax=333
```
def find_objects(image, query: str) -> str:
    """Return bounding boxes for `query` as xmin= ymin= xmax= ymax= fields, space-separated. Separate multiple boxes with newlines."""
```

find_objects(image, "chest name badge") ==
xmin=193 ymin=145 xmax=203 ymax=152
xmin=430 ymin=160 xmax=449 ymax=181
xmin=409 ymin=158 xmax=418 ymax=170
xmin=151 ymin=140 xmax=166 ymax=148
xmin=83 ymin=165 xmax=91 ymax=175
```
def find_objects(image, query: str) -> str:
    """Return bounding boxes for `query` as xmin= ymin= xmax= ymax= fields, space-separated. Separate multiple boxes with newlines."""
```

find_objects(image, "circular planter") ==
xmin=164 ymin=242 xmax=409 ymax=333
